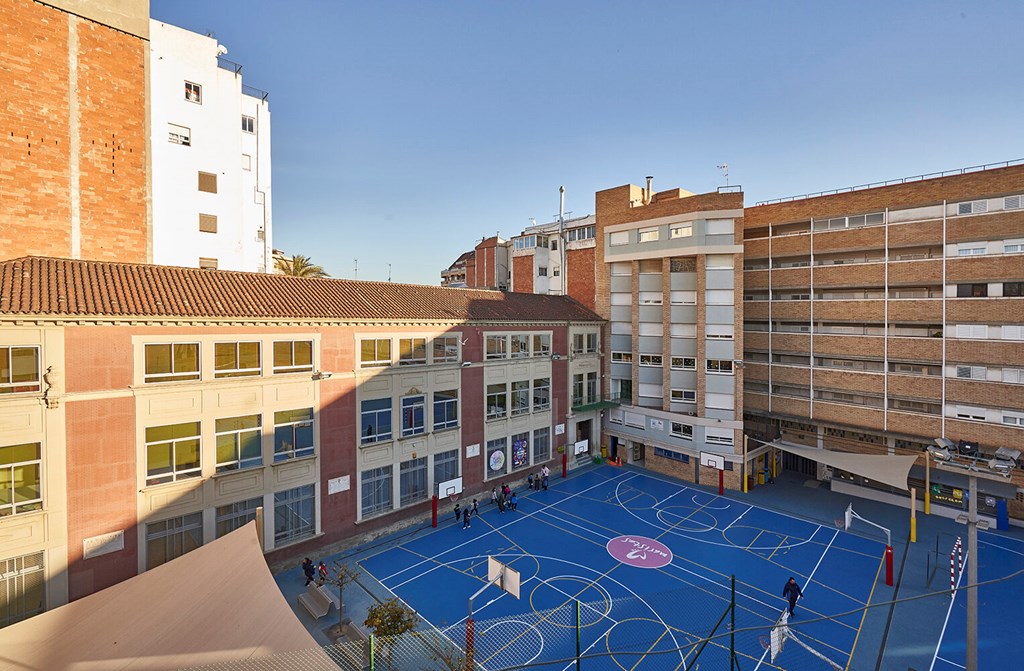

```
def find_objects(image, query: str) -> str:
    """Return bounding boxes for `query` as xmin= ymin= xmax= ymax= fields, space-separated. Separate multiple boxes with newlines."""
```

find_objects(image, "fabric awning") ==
xmin=770 ymin=440 xmax=918 ymax=491
xmin=0 ymin=522 xmax=331 ymax=670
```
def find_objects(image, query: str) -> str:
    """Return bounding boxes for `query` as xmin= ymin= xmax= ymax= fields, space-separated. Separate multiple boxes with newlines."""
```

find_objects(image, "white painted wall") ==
xmin=150 ymin=21 xmax=272 ymax=272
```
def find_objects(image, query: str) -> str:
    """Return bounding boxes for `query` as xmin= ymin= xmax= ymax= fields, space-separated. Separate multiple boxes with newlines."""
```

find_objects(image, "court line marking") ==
xmin=723 ymin=504 xmax=753 ymax=532
xmin=934 ymin=655 xmax=966 ymax=669
xmin=929 ymin=547 xmax=970 ymax=671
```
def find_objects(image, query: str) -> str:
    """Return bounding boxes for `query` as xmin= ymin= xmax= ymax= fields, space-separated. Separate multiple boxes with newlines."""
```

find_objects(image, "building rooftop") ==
xmin=0 ymin=257 xmax=602 ymax=323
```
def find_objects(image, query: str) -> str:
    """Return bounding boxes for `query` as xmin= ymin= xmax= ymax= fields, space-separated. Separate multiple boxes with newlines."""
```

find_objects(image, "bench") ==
xmin=297 ymin=582 xmax=334 ymax=619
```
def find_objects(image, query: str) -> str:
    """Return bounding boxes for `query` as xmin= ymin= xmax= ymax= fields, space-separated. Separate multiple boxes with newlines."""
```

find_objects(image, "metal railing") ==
xmin=216 ymin=56 xmax=270 ymax=102
xmin=755 ymin=157 xmax=1024 ymax=206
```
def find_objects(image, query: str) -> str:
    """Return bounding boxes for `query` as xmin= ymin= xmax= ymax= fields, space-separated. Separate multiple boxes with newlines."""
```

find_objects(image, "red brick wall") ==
xmin=566 ymin=246 xmax=596 ymax=310
xmin=512 ymin=254 xmax=534 ymax=293
xmin=64 ymin=327 xmax=134 ymax=393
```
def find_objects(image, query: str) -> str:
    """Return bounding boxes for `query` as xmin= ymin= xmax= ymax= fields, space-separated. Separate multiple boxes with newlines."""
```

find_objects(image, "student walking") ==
xmin=317 ymin=561 xmax=329 ymax=585
xmin=491 ymin=487 xmax=499 ymax=506
xmin=783 ymin=577 xmax=803 ymax=617
xmin=454 ymin=503 xmax=462 ymax=522
xmin=497 ymin=490 xmax=506 ymax=513
xmin=302 ymin=557 xmax=316 ymax=586
xmin=528 ymin=473 xmax=534 ymax=490
xmin=462 ymin=507 xmax=472 ymax=529
xmin=472 ymin=498 xmax=479 ymax=516
xmin=509 ymin=492 xmax=518 ymax=511
xmin=541 ymin=465 xmax=550 ymax=490
xmin=534 ymin=472 xmax=542 ymax=491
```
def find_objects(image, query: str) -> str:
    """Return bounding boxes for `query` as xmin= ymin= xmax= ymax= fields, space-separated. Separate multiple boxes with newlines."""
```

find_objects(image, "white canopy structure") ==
xmin=0 ymin=522 xmax=331 ymax=670
xmin=769 ymin=440 xmax=918 ymax=491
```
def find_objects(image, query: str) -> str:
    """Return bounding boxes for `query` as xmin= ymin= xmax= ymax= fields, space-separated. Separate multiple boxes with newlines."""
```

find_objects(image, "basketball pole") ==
xmin=575 ymin=599 xmax=581 ymax=671
xmin=431 ymin=495 xmax=438 ymax=528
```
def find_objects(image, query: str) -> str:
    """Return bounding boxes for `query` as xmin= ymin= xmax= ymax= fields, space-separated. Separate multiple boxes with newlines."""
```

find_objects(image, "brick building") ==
xmin=510 ymin=215 xmax=597 ymax=311
xmin=0 ymin=0 xmax=150 ymax=264
xmin=0 ymin=256 xmax=601 ymax=625
xmin=444 ymin=236 xmax=510 ymax=290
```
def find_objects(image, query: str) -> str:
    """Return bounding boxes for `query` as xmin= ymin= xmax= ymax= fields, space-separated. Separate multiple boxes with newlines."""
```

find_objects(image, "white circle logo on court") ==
xmin=606 ymin=535 xmax=673 ymax=568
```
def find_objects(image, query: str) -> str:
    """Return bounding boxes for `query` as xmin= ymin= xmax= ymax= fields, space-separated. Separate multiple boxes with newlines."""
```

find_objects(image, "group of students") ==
xmin=527 ymin=465 xmax=550 ymax=492
xmin=301 ymin=557 xmax=330 ymax=586
xmin=490 ymin=482 xmax=518 ymax=513
xmin=453 ymin=498 xmax=479 ymax=528
xmin=454 ymin=466 xmax=553 ymax=529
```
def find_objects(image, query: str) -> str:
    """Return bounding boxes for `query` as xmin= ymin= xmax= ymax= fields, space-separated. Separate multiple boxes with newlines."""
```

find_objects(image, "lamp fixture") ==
xmin=312 ymin=371 xmax=333 ymax=381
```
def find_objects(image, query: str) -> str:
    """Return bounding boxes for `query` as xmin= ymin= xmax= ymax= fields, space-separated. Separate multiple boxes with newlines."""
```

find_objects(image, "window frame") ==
xmin=485 ymin=335 xmax=508 ymax=360
xmin=184 ymin=81 xmax=202 ymax=104
xmin=0 ymin=346 xmax=41 ymax=394
xmin=533 ymin=377 xmax=551 ymax=410
xmin=638 ymin=227 xmax=660 ymax=243
xmin=400 ymin=394 xmax=426 ymax=438
xmin=214 ymin=414 xmax=263 ymax=473
xmin=274 ymin=484 xmax=315 ymax=544
xmin=670 ymin=422 xmax=693 ymax=440
xmin=432 ymin=335 xmax=460 ymax=364
xmin=214 ymin=341 xmax=261 ymax=378
xmin=398 ymin=338 xmax=427 ymax=366
xmin=215 ymin=496 xmax=261 ymax=538
xmin=671 ymin=356 xmax=696 ymax=370
xmin=361 ymin=466 xmax=393 ymax=517
xmin=707 ymin=359 xmax=735 ymax=375
xmin=361 ymin=397 xmax=393 ymax=444
xmin=272 ymin=340 xmax=314 ymax=374
xmin=0 ymin=442 xmax=43 ymax=516
xmin=671 ymin=388 xmax=697 ymax=403
xmin=432 ymin=390 xmax=459 ymax=430
xmin=486 ymin=383 xmax=508 ymax=419
xmin=241 ymin=114 xmax=255 ymax=133
xmin=144 ymin=343 xmax=200 ymax=384
xmin=511 ymin=380 xmax=531 ymax=416
xmin=145 ymin=422 xmax=202 ymax=486
xmin=273 ymin=408 xmax=315 ymax=462
xmin=639 ymin=354 xmax=663 ymax=367
xmin=399 ymin=456 xmax=428 ymax=507
xmin=146 ymin=512 xmax=202 ymax=570
xmin=360 ymin=338 xmax=392 ymax=368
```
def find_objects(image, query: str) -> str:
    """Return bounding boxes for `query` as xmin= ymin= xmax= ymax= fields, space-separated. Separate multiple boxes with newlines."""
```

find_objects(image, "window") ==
xmin=625 ymin=411 xmax=645 ymax=427
xmin=707 ymin=359 xmax=734 ymax=375
xmin=485 ymin=335 xmax=507 ymax=360
xmin=511 ymin=380 xmax=530 ymax=416
xmin=145 ymin=343 xmax=199 ymax=383
xmin=567 ymin=225 xmax=595 ymax=242
xmin=433 ymin=449 xmax=459 ymax=485
xmin=586 ymin=372 xmax=598 ymax=403
xmin=611 ymin=351 xmax=633 ymax=363
xmin=360 ymin=339 xmax=391 ymax=368
xmin=241 ymin=115 xmax=255 ymax=133
xmin=273 ymin=408 xmax=314 ymax=461
xmin=1003 ymin=368 xmax=1024 ymax=384
xmin=955 ymin=324 xmax=988 ymax=340
xmin=0 ymin=551 xmax=44 ymax=627
xmin=671 ymin=356 xmax=695 ymax=370
xmin=671 ymin=389 xmax=696 ymax=403
xmin=611 ymin=262 xmax=631 ymax=276
xmin=1002 ymin=325 xmax=1024 ymax=341
xmin=400 ymin=457 xmax=428 ymax=506
xmin=214 ymin=342 xmax=260 ymax=378
xmin=1003 ymin=412 xmax=1024 ymax=426
xmin=1005 ymin=195 xmax=1023 ymax=210
xmin=533 ymin=333 xmax=551 ymax=356
xmin=955 ymin=406 xmax=986 ymax=421
xmin=216 ymin=497 xmax=261 ymax=538
xmin=361 ymin=398 xmax=392 ymax=444
xmin=432 ymin=335 xmax=460 ymax=363
xmin=705 ymin=429 xmax=734 ymax=447
xmin=398 ymin=338 xmax=426 ymax=366
xmin=572 ymin=333 xmax=599 ymax=353
xmin=638 ymin=227 xmax=659 ymax=242
xmin=273 ymin=340 xmax=313 ymax=373
xmin=486 ymin=383 xmax=507 ymax=419
xmin=639 ymin=291 xmax=663 ymax=305
xmin=706 ymin=219 xmax=734 ymax=235
xmin=572 ymin=374 xmax=585 ymax=406
xmin=956 ymin=284 xmax=988 ymax=298
xmin=958 ymin=200 xmax=988 ymax=215
xmin=198 ymin=171 xmax=217 ymax=193
xmin=146 ymin=512 xmax=202 ymax=570
xmin=242 ymin=153 xmax=252 ymax=170
xmin=1004 ymin=282 xmax=1024 ymax=297
xmin=433 ymin=390 xmax=458 ymax=430
xmin=706 ymin=254 xmax=734 ymax=269
xmin=401 ymin=395 xmax=426 ymax=437
xmin=0 ymin=442 xmax=42 ymax=516
xmin=198 ymin=213 xmax=218 ymax=233
xmin=706 ymin=289 xmax=734 ymax=305
xmin=538 ymin=267 xmax=548 ymax=277
xmin=198 ymin=257 xmax=218 ymax=270
xmin=956 ymin=365 xmax=987 ymax=380
xmin=1 ymin=346 xmax=40 ymax=394
xmin=511 ymin=334 xmax=531 ymax=358
xmin=215 ymin=415 xmax=262 ymax=472
xmin=609 ymin=231 xmax=629 ymax=246
xmin=639 ymin=354 xmax=663 ymax=367
xmin=670 ymin=290 xmax=697 ymax=305
xmin=487 ymin=437 xmax=507 ymax=477
xmin=533 ymin=378 xmax=550 ymax=410
xmin=707 ymin=324 xmax=735 ymax=340
xmin=670 ymin=224 xmax=693 ymax=238
xmin=957 ymin=246 xmax=986 ymax=256
xmin=509 ymin=432 xmax=530 ymax=470
xmin=655 ymin=448 xmax=690 ymax=463
xmin=275 ymin=484 xmax=315 ymax=543
xmin=168 ymin=123 xmax=191 ymax=146
xmin=671 ymin=422 xmax=693 ymax=440
xmin=1005 ymin=241 xmax=1024 ymax=254
xmin=514 ymin=235 xmax=538 ymax=250
xmin=146 ymin=422 xmax=201 ymax=485
xmin=361 ymin=466 xmax=393 ymax=517
xmin=184 ymin=81 xmax=202 ymax=103
xmin=534 ymin=427 xmax=551 ymax=462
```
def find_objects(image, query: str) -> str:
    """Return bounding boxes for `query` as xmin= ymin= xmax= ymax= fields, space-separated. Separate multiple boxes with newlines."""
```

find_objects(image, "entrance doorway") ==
xmin=782 ymin=450 xmax=817 ymax=478
xmin=632 ymin=441 xmax=645 ymax=465
xmin=576 ymin=419 xmax=592 ymax=454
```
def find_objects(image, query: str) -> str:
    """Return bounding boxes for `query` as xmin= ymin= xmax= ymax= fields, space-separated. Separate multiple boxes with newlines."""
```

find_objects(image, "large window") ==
xmin=214 ymin=342 xmax=261 ymax=378
xmin=486 ymin=335 xmax=507 ymax=360
xmin=433 ymin=390 xmax=458 ymax=430
xmin=586 ymin=372 xmax=598 ymax=403
xmin=273 ymin=340 xmax=313 ymax=373
xmin=399 ymin=338 xmax=427 ymax=366
xmin=146 ymin=512 xmax=202 ymax=569
xmin=273 ymin=408 xmax=314 ymax=461
xmin=274 ymin=484 xmax=315 ymax=544
xmin=533 ymin=377 xmax=551 ymax=410
xmin=511 ymin=334 xmax=531 ymax=358
xmin=534 ymin=427 xmax=551 ymax=462
xmin=0 ymin=347 xmax=40 ymax=394
xmin=433 ymin=449 xmax=459 ymax=485
xmin=0 ymin=442 xmax=42 ymax=516
xmin=400 ymin=457 xmax=428 ymax=506
xmin=432 ymin=336 xmax=459 ymax=363
xmin=572 ymin=374 xmax=585 ymax=406
xmin=361 ymin=398 xmax=392 ymax=444
xmin=707 ymin=359 xmax=734 ymax=375
xmin=401 ymin=395 xmax=426 ymax=437
xmin=671 ymin=357 xmax=696 ymax=370
xmin=361 ymin=466 xmax=393 ymax=517
xmin=145 ymin=422 xmax=201 ymax=485
xmin=0 ymin=551 xmax=44 ymax=628
xmin=572 ymin=333 xmax=599 ymax=354
xmin=511 ymin=380 xmax=530 ymax=416
xmin=216 ymin=496 xmax=261 ymax=538
xmin=215 ymin=415 xmax=262 ymax=472
xmin=533 ymin=334 xmax=551 ymax=356
xmin=487 ymin=437 xmax=507 ymax=477
xmin=144 ymin=343 xmax=199 ymax=383
xmin=671 ymin=422 xmax=693 ymax=440
xmin=360 ymin=339 xmax=391 ymax=368
xmin=486 ymin=383 xmax=507 ymax=419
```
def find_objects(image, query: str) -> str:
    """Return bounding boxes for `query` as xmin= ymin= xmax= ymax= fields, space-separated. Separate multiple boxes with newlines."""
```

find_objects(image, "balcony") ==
xmin=572 ymin=393 xmax=624 ymax=413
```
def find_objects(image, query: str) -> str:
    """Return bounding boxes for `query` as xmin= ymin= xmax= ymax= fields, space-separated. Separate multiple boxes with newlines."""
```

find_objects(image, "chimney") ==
xmin=644 ymin=176 xmax=653 ymax=205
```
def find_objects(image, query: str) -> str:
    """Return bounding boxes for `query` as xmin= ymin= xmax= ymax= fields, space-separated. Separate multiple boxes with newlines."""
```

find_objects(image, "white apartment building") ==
xmin=511 ymin=215 xmax=596 ymax=295
xmin=150 ymin=21 xmax=273 ymax=272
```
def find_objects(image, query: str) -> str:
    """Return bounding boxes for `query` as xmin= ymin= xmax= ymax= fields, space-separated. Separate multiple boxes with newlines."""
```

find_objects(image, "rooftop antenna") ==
xmin=529 ymin=217 xmax=537 ymax=226
xmin=354 ymin=258 xmax=358 ymax=280
xmin=717 ymin=163 xmax=730 ymax=186
xmin=388 ymin=263 xmax=392 ymax=282
xmin=558 ymin=186 xmax=566 ymax=296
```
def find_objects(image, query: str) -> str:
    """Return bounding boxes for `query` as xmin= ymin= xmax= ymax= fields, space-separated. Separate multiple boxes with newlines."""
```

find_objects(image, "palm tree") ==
xmin=275 ymin=253 xmax=329 ymax=278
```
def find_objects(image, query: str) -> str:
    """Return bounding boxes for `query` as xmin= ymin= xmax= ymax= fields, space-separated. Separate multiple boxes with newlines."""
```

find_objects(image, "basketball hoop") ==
xmin=758 ymin=634 xmax=772 ymax=650
xmin=449 ymin=490 xmax=461 ymax=504
xmin=834 ymin=517 xmax=846 ymax=529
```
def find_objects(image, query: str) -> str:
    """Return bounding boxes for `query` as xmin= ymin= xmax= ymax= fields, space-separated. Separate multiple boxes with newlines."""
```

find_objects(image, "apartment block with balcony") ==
xmin=510 ymin=215 xmax=598 ymax=310
xmin=595 ymin=180 xmax=747 ymax=486
xmin=743 ymin=162 xmax=1024 ymax=518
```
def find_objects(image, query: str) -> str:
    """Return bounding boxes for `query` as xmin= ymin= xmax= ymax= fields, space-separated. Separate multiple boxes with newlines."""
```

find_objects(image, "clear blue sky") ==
xmin=151 ymin=0 xmax=1023 ymax=284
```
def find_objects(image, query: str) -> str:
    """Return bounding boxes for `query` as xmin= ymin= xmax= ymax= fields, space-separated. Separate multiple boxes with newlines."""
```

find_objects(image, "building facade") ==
xmin=0 ymin=256 xmax=600 ymax=625
xmin=510 ymin=215 xmax=598 ymax=310
xmin=150 ymin=21 xmax=273 ymax=272
xmin=0 ymin=0 xmax=149 ymax=264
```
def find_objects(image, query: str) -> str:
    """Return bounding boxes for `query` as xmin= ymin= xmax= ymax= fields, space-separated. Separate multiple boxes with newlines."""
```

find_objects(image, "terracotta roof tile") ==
xmin=0 ymin=257 xmax=603 ymax=323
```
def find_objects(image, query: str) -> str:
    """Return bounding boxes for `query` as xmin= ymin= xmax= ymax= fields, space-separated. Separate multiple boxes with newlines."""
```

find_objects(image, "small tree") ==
xmin=275 ymin=253 xmax=329 ymax=277
xmin=365 ymin=598 xmax=419 ymax=670
xmin=324 ymin=561 xmax=360 ymax=628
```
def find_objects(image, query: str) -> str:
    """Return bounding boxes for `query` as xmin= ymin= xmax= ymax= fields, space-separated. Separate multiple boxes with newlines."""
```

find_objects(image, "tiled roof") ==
xmin=0 ymin=257 xmax=603 ymax=323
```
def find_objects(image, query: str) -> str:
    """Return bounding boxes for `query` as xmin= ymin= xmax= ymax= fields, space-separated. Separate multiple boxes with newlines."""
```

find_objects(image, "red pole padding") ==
xmin=562 ymin=452 xmax=567 ymax=478
xmin=885 ymin=545 xmax=894 ymax=586
xmin=718 ymin=470 xmax=724 ymax=496
xmin=431 ymin=495 xmax=438 ymax=528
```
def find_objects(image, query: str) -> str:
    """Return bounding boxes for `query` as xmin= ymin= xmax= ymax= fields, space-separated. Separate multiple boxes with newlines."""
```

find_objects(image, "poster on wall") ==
xmin=512 ymin=438 xmax=529 ymax=468
xmin=555 ymin=424 xmax=565 ymax=435
xmin=466 ymin=443 xmax=480 ymax=458
xmin=489 ymin=449 xmax=506 ymax=473
xmin=649 ymin=419 xmax=664 ymax=431
xmin=327 ymin=475 xmax=351 ymax=495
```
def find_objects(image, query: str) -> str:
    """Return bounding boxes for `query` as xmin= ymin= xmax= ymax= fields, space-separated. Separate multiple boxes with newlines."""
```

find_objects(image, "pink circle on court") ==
xmin=606 ymin=535 xmax=673 ymax=568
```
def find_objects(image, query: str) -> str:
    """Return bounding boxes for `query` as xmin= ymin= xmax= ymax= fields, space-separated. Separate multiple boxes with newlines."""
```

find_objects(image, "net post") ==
xmin=575 ymin=599 xmax=581 ymax=671
xmin=431 ymin=495 xmax=438 ymax=528
xmin=885 ymin=545 xmax=894 ymax=586
xmin=730 ymin=575 xmax=736 ymax=671
xmin=368 ymin=633 xmax=375 ymax=671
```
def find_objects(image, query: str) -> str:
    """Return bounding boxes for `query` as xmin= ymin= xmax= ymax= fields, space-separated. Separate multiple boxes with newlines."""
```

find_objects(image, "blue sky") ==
xmin=151 ymin=1 xmax=1024 ymax=284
